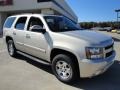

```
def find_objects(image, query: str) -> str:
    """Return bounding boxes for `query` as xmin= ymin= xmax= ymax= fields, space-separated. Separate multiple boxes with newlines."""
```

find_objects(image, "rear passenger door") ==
xmin=13 ymin=17 xmax=27 ymax=52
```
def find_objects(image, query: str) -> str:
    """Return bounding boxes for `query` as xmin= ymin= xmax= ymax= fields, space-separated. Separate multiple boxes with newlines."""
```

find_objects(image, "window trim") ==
xmin=27 ymin=16 xmax=44 ymax=31
xmin=14 ymin=17 xmax=27 ymax=30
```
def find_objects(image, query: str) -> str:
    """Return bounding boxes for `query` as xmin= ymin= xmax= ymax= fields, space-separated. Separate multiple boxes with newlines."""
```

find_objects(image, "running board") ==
xmin=17 ymin=51 xmax=50 ymax=65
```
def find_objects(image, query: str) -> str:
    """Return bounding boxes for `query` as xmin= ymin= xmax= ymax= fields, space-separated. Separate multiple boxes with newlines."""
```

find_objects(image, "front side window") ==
xmin=27 ymin=17 xmax=43 ymax=31
xmin=44 ymin=16 xmax=81 ymax=32
xmin=4 ymin=17 xmax=16 ymax=28
xmin=15 ymin=17 xmax=27 ymax=30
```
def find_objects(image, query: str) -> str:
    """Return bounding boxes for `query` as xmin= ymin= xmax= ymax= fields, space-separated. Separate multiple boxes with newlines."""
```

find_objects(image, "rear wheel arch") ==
xmin=6 ymin=36 xmax=13 ymax=43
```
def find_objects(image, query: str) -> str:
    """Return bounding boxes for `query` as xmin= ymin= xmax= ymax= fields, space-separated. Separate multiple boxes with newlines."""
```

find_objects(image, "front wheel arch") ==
xmin=50 ymin=49 xmax=80 ymax=77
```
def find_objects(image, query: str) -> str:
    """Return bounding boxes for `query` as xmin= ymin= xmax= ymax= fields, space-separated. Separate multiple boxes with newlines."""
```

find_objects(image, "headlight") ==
xmin=86 ymin=47 xmax=104 ymax=59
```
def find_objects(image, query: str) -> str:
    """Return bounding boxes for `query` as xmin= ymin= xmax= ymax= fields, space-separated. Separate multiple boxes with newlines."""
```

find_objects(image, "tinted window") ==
xmin=15 ymin=17 xmax=27 ymax=30
xmin=27 ymin=17 xmax=43 ymax=31
xmin=44 ymin=16 xmax=81 ymax=32
xmin=4 ymin=17 xmax=16 ymax=28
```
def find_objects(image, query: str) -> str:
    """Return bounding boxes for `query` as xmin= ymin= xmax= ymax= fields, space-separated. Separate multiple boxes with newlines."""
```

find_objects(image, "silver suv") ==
xmin=3 ymin=14 xmax=116 ymax=83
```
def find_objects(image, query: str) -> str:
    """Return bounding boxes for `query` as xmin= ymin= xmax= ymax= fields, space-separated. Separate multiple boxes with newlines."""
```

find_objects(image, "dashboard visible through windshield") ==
xmin=44 ymin=16 xmax=81 ymax=32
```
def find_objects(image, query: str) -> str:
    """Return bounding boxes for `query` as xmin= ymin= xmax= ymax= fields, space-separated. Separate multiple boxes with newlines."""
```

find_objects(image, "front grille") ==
xmin=105 ymin=43 xmax=114 ymax=58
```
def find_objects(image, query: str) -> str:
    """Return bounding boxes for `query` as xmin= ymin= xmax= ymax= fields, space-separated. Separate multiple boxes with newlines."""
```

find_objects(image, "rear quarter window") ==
xmin=4 ymin=17 xmax=16 ymax=28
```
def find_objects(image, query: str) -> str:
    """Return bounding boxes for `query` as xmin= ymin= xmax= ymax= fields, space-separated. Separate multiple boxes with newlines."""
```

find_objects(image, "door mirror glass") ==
xmin=30 ymin=25 xmax=46 ymax=34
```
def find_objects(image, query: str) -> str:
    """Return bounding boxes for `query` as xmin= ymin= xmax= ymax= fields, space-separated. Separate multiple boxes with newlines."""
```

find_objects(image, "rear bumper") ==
xmin=78 ymin=51 xmax=116 ymax=78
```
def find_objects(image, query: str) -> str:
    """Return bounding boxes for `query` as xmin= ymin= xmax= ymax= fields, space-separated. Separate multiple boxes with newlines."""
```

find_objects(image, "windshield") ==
xmin=44 ymin=16 xmax=81 ymax=32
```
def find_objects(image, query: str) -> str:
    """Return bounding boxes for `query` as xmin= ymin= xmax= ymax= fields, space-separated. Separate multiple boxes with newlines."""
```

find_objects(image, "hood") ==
xmin=61 ymin=30 xmax=112 ymax=44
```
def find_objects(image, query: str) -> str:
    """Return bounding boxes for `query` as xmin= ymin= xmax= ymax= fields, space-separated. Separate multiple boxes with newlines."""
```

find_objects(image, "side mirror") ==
xmin=30 ymin=25 xmax=46 ymax=34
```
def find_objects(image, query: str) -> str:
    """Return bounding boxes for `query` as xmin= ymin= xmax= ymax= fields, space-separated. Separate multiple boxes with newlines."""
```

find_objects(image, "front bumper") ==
xmin=78 ymin=51 xmax=116 ymax=78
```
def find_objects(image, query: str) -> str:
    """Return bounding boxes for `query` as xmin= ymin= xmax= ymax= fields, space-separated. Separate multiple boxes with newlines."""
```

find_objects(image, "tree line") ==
xmin=79 ymin=22 xmax=120 ymax=29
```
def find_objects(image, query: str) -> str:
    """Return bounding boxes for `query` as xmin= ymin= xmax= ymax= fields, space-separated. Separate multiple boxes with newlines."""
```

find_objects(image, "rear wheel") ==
xmin=7 ymin=40 xmax=17 ymax=57
xmin=52 ymin=54 xmax=79 ymax=83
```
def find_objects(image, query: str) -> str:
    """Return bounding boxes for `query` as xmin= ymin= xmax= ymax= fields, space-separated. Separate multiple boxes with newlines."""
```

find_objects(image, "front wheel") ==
xmin=52 ymin=54 xmax=79 ymax=83
xmin=7 ymin=40 xmax=17 ymax=57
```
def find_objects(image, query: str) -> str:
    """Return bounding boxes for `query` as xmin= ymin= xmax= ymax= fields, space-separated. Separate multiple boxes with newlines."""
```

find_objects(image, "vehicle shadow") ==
xmin=15 ymin=54 xmax=120 ymax=90
xmin=15 ymin=54 xmax=53 ymax=75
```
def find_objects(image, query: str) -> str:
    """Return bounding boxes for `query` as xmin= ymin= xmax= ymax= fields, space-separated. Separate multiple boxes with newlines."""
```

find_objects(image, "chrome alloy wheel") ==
xmin=55 ymin=61 xmax=72 ymax=80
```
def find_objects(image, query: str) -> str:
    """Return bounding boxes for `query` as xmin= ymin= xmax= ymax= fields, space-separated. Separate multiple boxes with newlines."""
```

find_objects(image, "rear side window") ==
xmin=4 ymin=17 xmax=16 ymax=28
xmin=15 ymin=17 xmax=27 ymax=30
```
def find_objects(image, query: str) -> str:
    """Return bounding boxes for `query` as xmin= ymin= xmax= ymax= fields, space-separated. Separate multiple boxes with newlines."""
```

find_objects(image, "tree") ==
xmin=79 ymin=21 xmax=119 ymax=29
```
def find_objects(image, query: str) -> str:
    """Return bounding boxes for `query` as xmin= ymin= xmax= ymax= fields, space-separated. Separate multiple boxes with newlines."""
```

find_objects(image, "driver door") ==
xmin=24 ymin=16 xmax=48 ymax=60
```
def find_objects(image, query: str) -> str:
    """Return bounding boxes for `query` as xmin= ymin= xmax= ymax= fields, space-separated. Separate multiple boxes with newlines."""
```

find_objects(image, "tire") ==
xmin=52 ymin=54 xmax=79 ymax=83
xmin=7 ymin=40 xmax=17 ymax=57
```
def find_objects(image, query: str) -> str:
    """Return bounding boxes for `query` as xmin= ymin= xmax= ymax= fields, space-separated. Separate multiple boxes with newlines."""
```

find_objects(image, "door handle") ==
xmin=13 ymin=32 xmax=16 ymax=35
xmin=26 ymin=34 xmax=31 ymax=39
